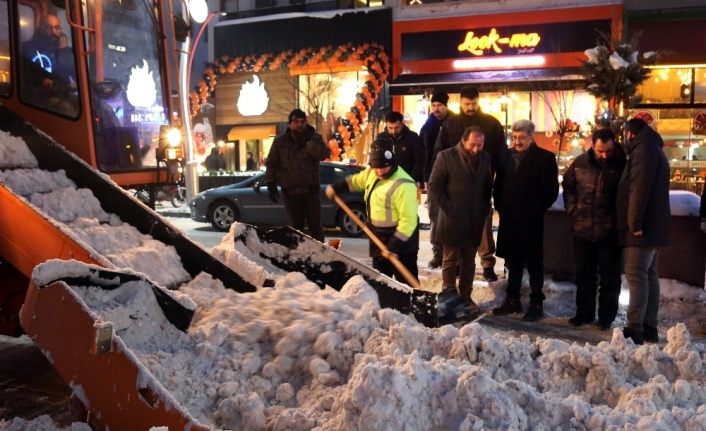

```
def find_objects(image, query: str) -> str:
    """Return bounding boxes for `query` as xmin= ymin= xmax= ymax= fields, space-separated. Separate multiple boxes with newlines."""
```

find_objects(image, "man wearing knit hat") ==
xmin=420 ymin=91 xmax=453 ymax=268
xmin=265 ymin=108 xmax=330 ymax=242
xmin=326 ymin=136 xmax=420 ymax=284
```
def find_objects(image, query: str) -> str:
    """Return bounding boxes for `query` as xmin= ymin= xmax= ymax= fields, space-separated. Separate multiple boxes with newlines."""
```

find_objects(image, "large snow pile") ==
xmin=0 ymin=415 xmax=90 ymax=431
xmin=551 ymin=189 xmax=701 ymax=216
xmin=52 ymin=259 xmax=706 ymax=431
xmin=0 ymin=133 xmax=190 ymax=287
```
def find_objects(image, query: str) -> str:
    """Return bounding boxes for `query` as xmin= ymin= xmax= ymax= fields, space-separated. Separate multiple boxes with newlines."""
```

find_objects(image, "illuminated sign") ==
xmin=236 ymin=75 xmax=269 ymax=116
xmin=400 ymin=20 xmax=611 ymax=62
xmin=127 ymin=59 xmax=157 ymax=109
xmin=457 ymin=28 xmax=541 ymax=56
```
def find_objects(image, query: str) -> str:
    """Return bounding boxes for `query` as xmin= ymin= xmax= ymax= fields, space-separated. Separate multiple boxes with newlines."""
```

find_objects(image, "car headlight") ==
xmin=191 ymin=194 xmax=206 ymax=205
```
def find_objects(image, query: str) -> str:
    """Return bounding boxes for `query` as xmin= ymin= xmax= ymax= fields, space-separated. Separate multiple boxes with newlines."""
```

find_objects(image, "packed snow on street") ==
xmin=1 ymin=130 xmax=706 ymax=431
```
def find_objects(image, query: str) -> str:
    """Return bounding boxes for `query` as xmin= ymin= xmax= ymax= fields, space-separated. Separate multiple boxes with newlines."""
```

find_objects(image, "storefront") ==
xmin=391 ymin=5 xmax=620 ymax=170
xmin=627 ymin=11 xmax=706 ymax=195
xmin=188 ymin=8 xmax=392 ymax=172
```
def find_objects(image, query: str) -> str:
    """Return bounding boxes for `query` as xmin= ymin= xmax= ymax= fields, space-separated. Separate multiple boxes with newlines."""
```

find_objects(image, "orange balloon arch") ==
xmin=191 ymin=43 xmax=389 ymax=159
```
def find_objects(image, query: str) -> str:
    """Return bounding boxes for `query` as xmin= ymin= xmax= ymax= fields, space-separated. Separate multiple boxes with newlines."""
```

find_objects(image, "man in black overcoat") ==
xmin=618 ymin=118 xmax=670 ymax=345
xmin=428 ymin=126 xmax=492 ymax=319
xmin=492 ymin=119 xmax=559 ymax=321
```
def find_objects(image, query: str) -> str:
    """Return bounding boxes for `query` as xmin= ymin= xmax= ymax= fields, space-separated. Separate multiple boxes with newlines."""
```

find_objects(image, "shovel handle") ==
xmin=331 ymin=193 xmax=421 ymax=290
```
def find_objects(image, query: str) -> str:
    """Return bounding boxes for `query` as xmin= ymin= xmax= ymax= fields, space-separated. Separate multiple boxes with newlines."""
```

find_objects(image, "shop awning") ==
xmin=389 ymin=67 xmax=585 ymax=95
xmin=227 ymin=125 xmax=277 ymax=141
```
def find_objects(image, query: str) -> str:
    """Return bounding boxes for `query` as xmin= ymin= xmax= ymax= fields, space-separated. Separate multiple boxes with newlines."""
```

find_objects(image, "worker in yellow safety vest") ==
xmin=326 ymin=136 xmax=420 ymax=285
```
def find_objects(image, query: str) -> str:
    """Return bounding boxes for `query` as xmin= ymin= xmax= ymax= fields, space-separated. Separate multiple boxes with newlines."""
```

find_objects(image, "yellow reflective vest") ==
xmin=346 ymin=166 xmax=418 ymax=242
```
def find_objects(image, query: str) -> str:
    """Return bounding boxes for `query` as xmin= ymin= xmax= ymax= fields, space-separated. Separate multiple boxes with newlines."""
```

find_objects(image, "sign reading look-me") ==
xmin=401 ymin=19 xmax=610 ymax=61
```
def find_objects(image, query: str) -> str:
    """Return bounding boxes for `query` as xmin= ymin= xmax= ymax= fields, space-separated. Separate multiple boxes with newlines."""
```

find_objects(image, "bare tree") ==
xmin=534 ymin=87 xmax=580 ymax=162
xmin=287 ymin=72 xmax=337 ymax=132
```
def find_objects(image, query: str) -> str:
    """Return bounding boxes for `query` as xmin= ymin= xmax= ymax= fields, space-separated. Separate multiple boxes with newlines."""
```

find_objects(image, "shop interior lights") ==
xmin=453 ymin=55 xmax=545 ymax=70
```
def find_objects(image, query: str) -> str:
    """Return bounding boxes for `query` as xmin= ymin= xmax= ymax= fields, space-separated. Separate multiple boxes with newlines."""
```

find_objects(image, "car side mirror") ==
xmin=253 ymin=181 xmax=262 ymax=192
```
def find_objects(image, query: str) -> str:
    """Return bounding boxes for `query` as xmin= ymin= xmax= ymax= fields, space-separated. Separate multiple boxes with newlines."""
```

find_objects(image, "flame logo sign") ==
xmin=237 ymin=75 xmax=269 ymax=116
xmin=126 ymin=59 xmax=157 ymax=109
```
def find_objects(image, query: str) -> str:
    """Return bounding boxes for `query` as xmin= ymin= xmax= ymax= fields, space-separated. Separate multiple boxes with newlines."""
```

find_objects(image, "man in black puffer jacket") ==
xmin=563 ymin=128 xmax=626 ymax=330
xmin=617 ymin=118 xmax=670 ymax=345
xmin=265 ymin=109 xmax=330 ymax=242
xmin=379 ymin=111 xmax=424 ymax=186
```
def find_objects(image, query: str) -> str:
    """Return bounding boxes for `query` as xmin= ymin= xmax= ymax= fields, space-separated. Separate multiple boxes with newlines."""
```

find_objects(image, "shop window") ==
xmin=628 ymin=107 xmax=706 ymax=193
xmin=694 ymin=68 xmax=706 ymax=104
xmin=0 ymin=0 xmax=10 ymax=96
xmin=17 ymin=2 xmax=80 ymax=118
xmin=639 ymin=67 xmax=693 ymax=104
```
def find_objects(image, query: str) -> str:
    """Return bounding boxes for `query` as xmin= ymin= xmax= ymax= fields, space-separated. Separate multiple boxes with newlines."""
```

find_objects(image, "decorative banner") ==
xmin=191 ymin=42 xmax=390 ymax=159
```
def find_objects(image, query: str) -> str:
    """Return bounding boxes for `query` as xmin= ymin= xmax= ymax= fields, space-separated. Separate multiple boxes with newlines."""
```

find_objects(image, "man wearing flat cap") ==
xmin=266 ymin=108 xmax=330 ymax=242
xmin=421 ymin=91 xmax=453 ymax=268
xmin=326 ymin=136 xmax=420 ymax=284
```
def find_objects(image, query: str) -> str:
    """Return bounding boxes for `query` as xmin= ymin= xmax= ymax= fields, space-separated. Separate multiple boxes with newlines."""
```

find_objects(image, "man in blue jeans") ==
xmin=617 ymin=118 xmax=670 ymax=345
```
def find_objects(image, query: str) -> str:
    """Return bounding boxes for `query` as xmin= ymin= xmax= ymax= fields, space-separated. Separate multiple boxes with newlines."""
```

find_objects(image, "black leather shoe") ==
xmin=523 ymin=302 xmax=544 ymax=322
xmin=482 ymin=267 xmax=498 ymax=282
xmin=596 ymin=321 xmax=612 ymax=331
xmin=428 ymin=255 xmax=442 ymax=269
xmin=623 ymin=327 xmax=644 ymax=345
xmin=492 ymin=297 xmax=522 ymax=315
xmin=568 ymin=316 xmax=587 ymax=327
xmin=643 ymin=324 xmax=659 ymax=343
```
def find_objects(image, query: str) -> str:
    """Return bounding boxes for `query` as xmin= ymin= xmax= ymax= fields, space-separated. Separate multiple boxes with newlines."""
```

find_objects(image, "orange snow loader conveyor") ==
xmin=0 ymin=184 xmax=104 ymax=334
xmin=0 ymin=105 xmax=259 ymax=334
xmin=20 ymin=263 xmax=212 ymax=431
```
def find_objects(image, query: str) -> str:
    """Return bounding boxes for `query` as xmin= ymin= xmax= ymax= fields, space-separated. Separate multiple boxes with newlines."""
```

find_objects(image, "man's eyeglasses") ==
xmin=510 ymin=135 xmax=529 ymax=141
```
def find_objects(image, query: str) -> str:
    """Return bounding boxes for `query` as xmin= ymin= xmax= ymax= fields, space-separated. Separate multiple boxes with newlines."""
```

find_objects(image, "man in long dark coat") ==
xmin=428 ymin=126 xmax=492 ymax=320
xmin=434 ymin=86 xmax=506 ymax=282
xmin=420 ymin=92 xmax=453 ymax=268
xmin=492 ymin=119 xmax=559 ymax=321
xmin=618 ymin=118 xmax=670 ymax=345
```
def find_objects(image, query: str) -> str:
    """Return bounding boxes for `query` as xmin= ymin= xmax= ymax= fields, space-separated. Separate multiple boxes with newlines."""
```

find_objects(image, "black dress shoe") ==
xmin=643 ymin=324 xmax=659 ymax=343
xmin=428 ymin=256 xmax=442 ymax=269
xmin=482 ymin=267 xmax=498 ymax=282
xmin=493 ymin=297 xmax=522 ymax=315
xmin=523 ymin=302 xmax=544 ymax=322
xmin=568 ymin=315 xmax=590 ymax=327
xmin=623 ymin=327 xmax=644 ymax=345
xmin=596 ymin=321 xmax=612 ymax=331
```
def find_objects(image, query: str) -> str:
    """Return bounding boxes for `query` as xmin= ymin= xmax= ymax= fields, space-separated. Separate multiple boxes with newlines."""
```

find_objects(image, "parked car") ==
xmin=190 ymin=162 xmax=367 ymax=236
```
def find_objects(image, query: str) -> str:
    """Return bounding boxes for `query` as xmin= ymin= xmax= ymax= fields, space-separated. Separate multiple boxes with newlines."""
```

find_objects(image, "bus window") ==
xmin=88 ymin=0 xmax=170 ymax=171
xmin=17 ymin=2 xmax=79 ymax=118
xmin=0 ymin=0 xmax=10 ymax=95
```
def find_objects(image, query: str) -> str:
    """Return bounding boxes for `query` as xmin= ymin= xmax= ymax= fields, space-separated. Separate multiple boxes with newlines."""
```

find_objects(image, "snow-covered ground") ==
xmin=2 ymin=129 xmax=706 ymax=430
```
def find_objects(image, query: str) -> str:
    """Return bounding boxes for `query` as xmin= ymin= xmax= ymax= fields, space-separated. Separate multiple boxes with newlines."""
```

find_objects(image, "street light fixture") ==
xmin=188 ymin=0 xmax=208 ymax=23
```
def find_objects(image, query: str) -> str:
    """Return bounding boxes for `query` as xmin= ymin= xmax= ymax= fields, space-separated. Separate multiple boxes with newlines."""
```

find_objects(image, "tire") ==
xmin=209 ymin=200 xmax=238 ymax=231
xmin=170 ymin=187 xmax=186 ymax=208
xmin=337 ymin=203 xmax=366 ymax=237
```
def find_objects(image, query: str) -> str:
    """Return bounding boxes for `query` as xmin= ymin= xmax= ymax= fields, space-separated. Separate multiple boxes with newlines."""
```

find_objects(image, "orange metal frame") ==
xmin=2 ymin=0 xmax=178 ymax=188
xmin=20 ymin=280 xmax=211 ymax=431
xmin=0 ymin=185 xmax=104 ymax=278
